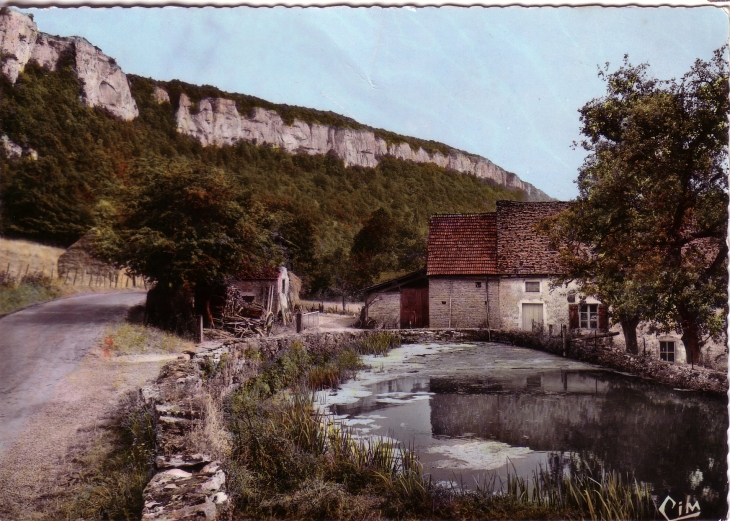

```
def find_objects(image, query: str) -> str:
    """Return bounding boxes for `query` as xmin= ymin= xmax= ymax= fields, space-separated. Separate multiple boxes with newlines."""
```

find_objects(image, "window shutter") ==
xmin=569 ymin=304 xmax=579 ymax=329
xmin=598 ymin=304 xmax=608 ymax=331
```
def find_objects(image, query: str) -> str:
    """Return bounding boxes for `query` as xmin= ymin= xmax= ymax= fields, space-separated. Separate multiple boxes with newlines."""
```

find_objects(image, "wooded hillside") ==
xmin=0 ymin=60 xmax=525 ymax=296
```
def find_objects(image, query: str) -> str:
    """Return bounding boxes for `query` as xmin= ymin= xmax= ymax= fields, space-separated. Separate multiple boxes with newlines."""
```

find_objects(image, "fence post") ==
xmin=561 ymin=324 xmax=566 ymax=357
xmin=296 ymin=312 xmax=303 ymax=334
xmin=198 ymin=315 xmax=204 ymax=344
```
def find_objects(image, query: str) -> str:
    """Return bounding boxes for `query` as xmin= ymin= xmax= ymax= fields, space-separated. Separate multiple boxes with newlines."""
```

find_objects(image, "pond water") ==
xmin=317 ymin=343 xmax=728 ymax=518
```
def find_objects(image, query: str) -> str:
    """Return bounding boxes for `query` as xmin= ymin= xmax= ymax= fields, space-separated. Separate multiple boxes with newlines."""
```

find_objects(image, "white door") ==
xmin=522 ymin=303 xmax=544 ymax=331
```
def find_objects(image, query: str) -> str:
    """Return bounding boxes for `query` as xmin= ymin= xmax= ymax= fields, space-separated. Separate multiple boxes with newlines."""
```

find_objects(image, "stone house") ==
xmin=225 ymin=266 xmax=302 ymax=317
xmin=364 ymin=200 xmax=727 ymax=370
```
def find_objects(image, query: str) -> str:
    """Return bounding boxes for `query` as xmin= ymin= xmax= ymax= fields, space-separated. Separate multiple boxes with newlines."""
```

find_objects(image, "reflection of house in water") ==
xmin=428 ymin=371 xmax=728 ymax=513
xmin=363 ymin=201 xmax=727 ymax=371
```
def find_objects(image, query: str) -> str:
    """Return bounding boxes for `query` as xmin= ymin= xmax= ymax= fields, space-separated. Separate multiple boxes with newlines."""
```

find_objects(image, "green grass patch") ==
xmin=0 ymin=273 xmax=63 ymax=314
xmin=352 ymin=331 xmax=402 ymax=356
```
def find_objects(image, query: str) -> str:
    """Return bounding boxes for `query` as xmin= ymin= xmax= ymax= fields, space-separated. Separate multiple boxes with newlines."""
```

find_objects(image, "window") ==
xmin=525 ymin=281 xmax=540 ymax=292
xmin=475 ymin=281 xmax=482 ymax=288
xmin=660 ymin=341 xmax=675 ymax=363
xmin=579 ymin=304 xmax=598 ymax=329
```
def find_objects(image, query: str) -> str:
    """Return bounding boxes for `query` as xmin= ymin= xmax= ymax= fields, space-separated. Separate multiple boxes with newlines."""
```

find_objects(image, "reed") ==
xmin=353 ymin=331 xmax=402 ymax=356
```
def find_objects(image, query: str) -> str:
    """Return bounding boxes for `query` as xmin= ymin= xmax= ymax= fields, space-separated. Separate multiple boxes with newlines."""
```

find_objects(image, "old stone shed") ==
xmin=364 ymin=200 xmax=727 ymax=370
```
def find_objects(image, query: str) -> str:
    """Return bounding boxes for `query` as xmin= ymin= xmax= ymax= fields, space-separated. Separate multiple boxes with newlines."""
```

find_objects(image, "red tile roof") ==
xmin=496 ymin=201 xmax=570 ymax=275
xmin=427 ymin=213 xmax=498 ymax=276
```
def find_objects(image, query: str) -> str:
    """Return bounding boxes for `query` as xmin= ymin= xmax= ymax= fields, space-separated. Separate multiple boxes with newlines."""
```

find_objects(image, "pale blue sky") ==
xmin=22 ymin=6 xmax=729 ymax=199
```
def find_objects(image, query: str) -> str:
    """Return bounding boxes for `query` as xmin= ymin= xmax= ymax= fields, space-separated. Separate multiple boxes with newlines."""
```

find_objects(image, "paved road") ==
xmin=0 ymin=292 xmax=146 ymax=453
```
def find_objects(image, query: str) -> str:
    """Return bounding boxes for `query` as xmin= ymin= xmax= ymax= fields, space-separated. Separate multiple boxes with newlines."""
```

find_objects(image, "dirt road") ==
xmin=0 ymin=292 xmax=146 ymax=454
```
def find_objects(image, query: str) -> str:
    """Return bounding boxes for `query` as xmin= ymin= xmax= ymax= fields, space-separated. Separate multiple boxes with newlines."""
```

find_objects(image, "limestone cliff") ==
xmin=0 ymin=9 xmax=138 ymax=120
xmin=0 ymin=8 xmax=549 ymax=200
xmin=173 ymin=93 xmax=548 ymax=199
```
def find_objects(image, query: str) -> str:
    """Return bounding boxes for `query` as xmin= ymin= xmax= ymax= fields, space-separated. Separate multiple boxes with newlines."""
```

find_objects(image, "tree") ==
xmin=542 ymin=49 xmax=728 ymax=361
xmin=94 ymin=157 xmax=281 ymax=332
xmin=350 ymin=208 xmax=426 ymax=288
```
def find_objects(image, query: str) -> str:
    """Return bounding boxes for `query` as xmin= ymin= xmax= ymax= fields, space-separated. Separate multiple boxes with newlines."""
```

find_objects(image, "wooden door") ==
xmin=401 ymin=287 xmax=429 ymax=328
xmin=522 ymin=303 xmax=544 ymax=331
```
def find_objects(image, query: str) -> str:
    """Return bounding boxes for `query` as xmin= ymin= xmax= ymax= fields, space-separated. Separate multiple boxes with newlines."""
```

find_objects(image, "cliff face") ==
xmin=0 ymin=9 xmax=549 ymax=200
xmin=0 ymin=10 xmax=138 ymax=120
xmin=175 ymin=93 xmax=548 ymax=198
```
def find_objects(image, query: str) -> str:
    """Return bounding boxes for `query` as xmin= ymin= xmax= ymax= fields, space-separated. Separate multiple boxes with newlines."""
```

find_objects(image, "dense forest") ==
xmin=0 ymin=57 xmax=525 ymax=297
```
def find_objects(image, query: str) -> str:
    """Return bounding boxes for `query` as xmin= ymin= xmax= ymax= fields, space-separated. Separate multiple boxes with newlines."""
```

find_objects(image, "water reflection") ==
xmin=331 ymin=354 xmax=728 ymax=518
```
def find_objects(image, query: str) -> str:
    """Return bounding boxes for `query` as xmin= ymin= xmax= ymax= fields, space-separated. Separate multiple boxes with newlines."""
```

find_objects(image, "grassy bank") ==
xmin=59 ymin=392 xmax=157 ymax=521
xmin=0 ymin=273 xmax=64 ymax=315
xmin=225 ymin=333 xmax=657 ymax=520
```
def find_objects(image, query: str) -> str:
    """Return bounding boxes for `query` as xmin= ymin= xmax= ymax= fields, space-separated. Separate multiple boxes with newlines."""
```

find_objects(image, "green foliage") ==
xmin=0 ymin=64 xmax=524 ymax=297
xmin=352 ymin=331 xmax=402 ymax=356
xmin=541 ymin=48 xmax=728 ymax=360
xmin=93 ymin=157 xmax=279 ymax=287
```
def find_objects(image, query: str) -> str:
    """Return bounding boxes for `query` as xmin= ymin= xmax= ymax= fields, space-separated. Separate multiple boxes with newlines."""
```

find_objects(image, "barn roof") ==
xmin=427 ymin=213 xmax=498 ymax=276
xmin=496 ymin=201 xmax=570 ymax=275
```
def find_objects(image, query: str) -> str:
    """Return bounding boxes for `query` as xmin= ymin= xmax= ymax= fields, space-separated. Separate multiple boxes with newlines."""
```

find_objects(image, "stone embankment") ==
xmin=139 ymin=327 xmax=726 ymax=519
xmin=139 ymin=330 xmax=373 ymax=520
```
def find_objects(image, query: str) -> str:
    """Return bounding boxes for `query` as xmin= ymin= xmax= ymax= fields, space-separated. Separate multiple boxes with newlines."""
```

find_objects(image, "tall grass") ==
xmin=352 ymin=331 xmax=402 ymax=356
xmin=61 ymin=392 xmax=157 ymax=521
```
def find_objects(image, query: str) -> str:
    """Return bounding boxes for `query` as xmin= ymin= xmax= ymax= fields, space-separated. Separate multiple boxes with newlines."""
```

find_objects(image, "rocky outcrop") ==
xmin=0 ymin=9 xmax=37 ymax=83
xmin=0 ymin=8 xmax=548 ymax=199
xmin=174 ymin=92 xmax=549 ymax=199
xmin=0 ymin=10 xmax=138 ymax=121
xmin=1 ymin=134 xmax=37 ymax=159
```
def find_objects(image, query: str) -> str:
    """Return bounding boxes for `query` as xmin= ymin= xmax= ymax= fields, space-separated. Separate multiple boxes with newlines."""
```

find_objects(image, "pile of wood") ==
xmin=207 ymin=284 xmax=275 ymax=339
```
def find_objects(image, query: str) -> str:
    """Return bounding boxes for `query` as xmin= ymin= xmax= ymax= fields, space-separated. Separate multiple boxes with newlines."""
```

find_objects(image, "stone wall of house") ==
xmin=498 ymin=277 xmax=572 ymax=333
xmin=366 ymin=291 xmax=401 ymax=328
xmin=429 ymin=276 xmax=497 ymax=329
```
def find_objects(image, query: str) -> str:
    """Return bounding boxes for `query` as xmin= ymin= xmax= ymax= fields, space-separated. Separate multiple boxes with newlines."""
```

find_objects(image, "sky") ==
xmin=21 ymin=6 xmax=729 ymax=200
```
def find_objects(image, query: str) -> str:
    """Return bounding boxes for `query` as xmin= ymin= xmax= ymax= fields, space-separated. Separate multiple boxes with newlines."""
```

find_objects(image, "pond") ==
xmin=317 ymin=343 xmax=728 ymax=518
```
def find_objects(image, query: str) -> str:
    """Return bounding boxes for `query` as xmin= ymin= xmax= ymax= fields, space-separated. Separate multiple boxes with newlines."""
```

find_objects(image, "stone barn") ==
xmin=363 ymin=269 xmax=428 ymax=329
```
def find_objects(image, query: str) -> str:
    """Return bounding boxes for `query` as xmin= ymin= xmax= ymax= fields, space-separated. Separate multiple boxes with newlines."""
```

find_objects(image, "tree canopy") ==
xmin=542 ymin=48 xmax=728 ymax=362
xmin=94 ymin=158 xmax=280 ymax=288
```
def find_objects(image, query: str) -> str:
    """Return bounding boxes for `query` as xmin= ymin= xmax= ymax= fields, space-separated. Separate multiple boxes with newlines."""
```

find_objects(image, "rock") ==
xmin=0 ymin=9 xmax=38 ymax=83
xmin=175 ymin=95 xmax=548 ymax=199
xmin=0 ymin=10 xmax=138 ymax=121
xmin=73 ymin=38 xmax=138 ymax=121
xmin=156 ymin=453 xmax=212 ymax=470
xmin=154 ymin=86 xmax=170 ymax=104
xmin=30 ymin=33 xmax=72 ymax=71
xmin=200 ymin=470 xmax=225 ymax=492
xmin=162 ymin=468 xmax=192 ymax=479
xmin=1 ymin=135 xmax=23 ymax=159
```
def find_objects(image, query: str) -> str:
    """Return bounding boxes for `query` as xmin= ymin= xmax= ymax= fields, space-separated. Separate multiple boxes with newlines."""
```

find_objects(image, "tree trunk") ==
xmin=676 ymin=302 xmax=703 ymax=366
xmin=620 ymin=316 xmax=641 ymax=355
xmin=680 ymin=319 xmax=701 ymax=367
xmin=194 ymin=282 xmax=215 ymax=327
